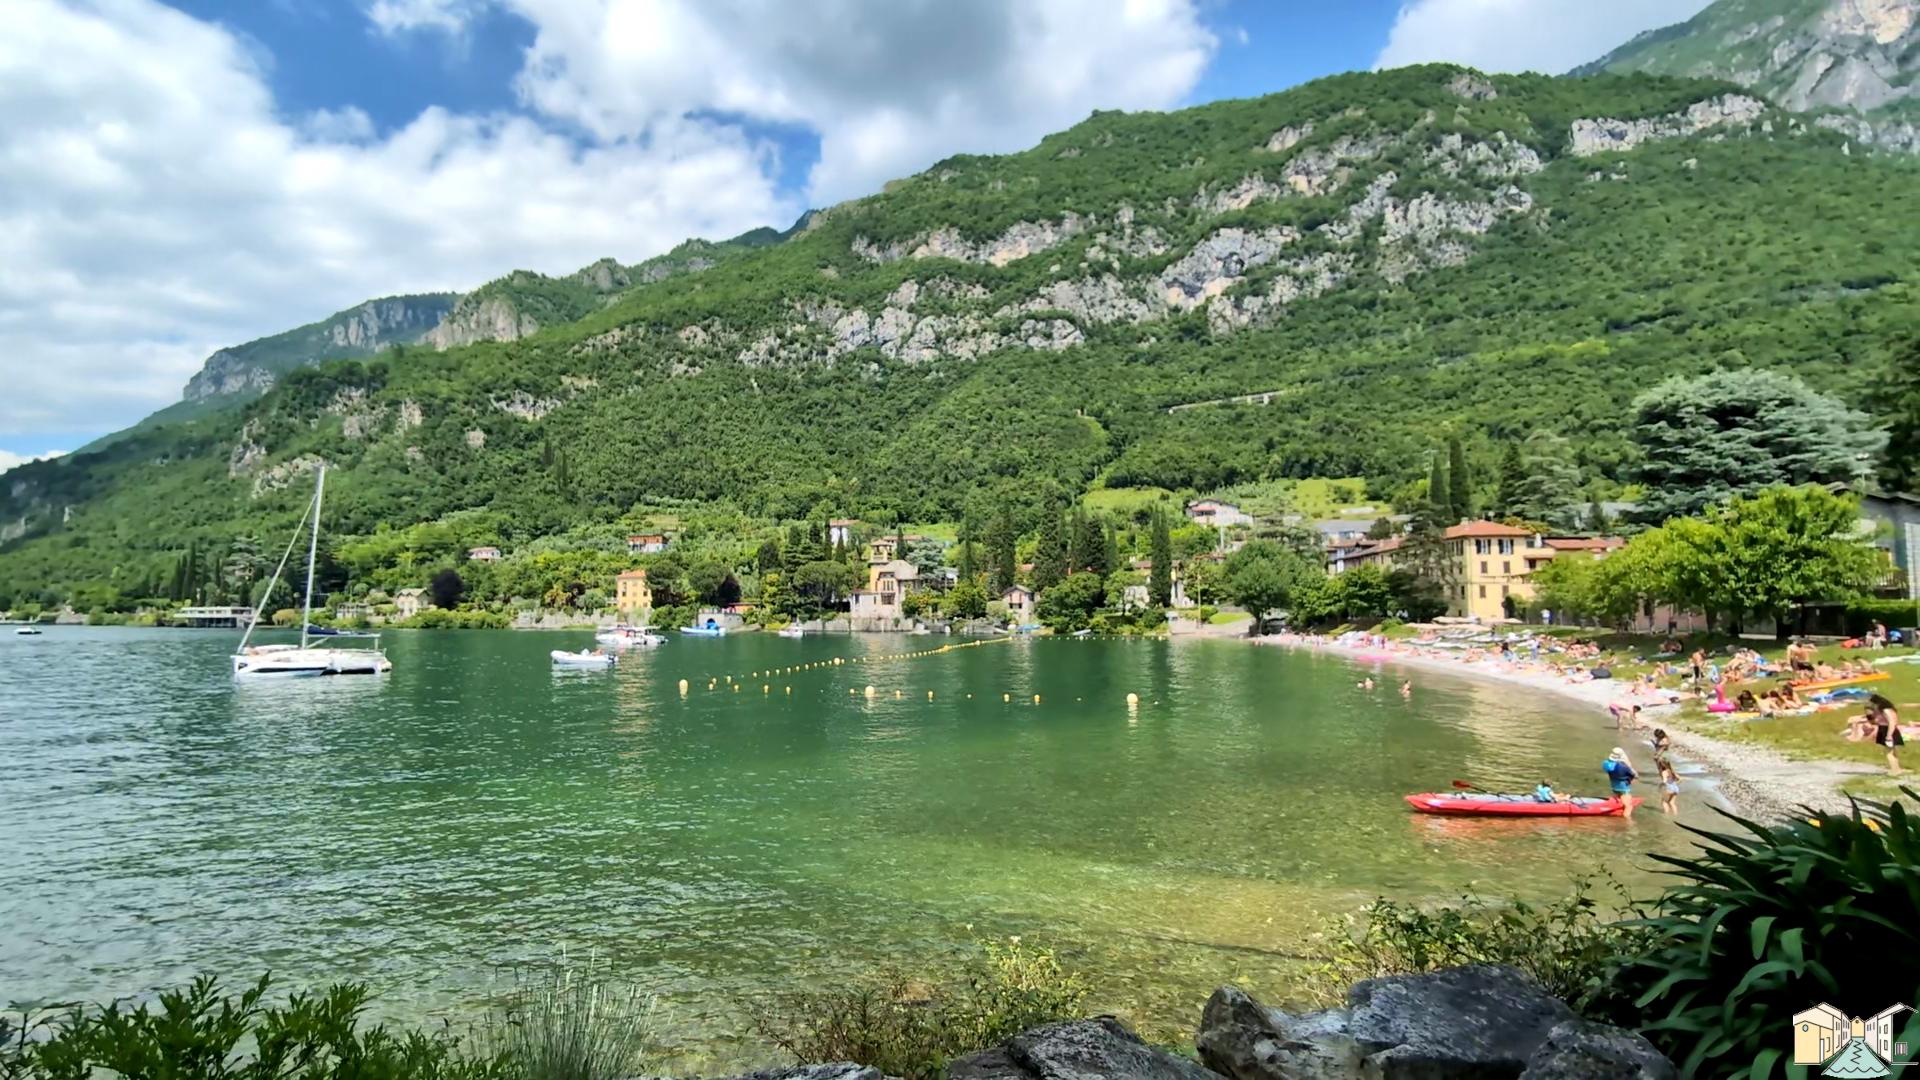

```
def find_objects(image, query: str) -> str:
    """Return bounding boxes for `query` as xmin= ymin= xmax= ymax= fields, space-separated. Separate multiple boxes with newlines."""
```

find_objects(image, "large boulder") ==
xmin=949 ymin=1017 xmax=1218 ymax=1080
xmin=1200 ymin=966 xmax=1668 ymax=1079
xmin=1520 ymin=1020 xmax=1676 ymax=1079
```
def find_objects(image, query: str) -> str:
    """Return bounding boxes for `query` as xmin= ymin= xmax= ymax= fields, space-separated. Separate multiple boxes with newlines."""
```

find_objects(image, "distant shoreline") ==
xmin=1241 ymin=630 xmax=1866 ymax=822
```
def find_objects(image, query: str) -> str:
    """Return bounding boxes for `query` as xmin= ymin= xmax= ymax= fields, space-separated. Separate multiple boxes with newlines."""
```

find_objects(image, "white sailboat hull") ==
xmin=233 ymin=646 xmax=392 ymax=677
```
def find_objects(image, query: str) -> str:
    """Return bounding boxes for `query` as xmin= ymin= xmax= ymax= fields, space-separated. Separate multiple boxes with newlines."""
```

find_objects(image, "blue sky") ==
xmin=0 ymin=0 xmax=1706 ymax=465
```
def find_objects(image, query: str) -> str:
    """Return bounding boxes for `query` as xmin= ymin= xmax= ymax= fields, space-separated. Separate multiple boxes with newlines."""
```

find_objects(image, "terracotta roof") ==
xmin=1443 ymin=521 xmax=1535 ymax=539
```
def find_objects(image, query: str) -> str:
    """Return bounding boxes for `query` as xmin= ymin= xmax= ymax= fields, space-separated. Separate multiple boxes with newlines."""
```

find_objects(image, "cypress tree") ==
xmin=1447 ymin=436 xmax=1472 ymax=521
xmin=1148 ymin=511 xmax=1173 ymax=606
xmin=956 ymin=517 xmax=980 ymax=581
xmin=987 ymin=510 xmax=1018 ymax=593
xmin=1495 ymin=442 xmax=1525 ymax=518
xmin=1074 ymin=513 xmax=1104 ymax=574
xmin=1101 ymin=523 xmax=1120 ymax=580
xmin=1032 ymin=510 xmax=1067 ymax=590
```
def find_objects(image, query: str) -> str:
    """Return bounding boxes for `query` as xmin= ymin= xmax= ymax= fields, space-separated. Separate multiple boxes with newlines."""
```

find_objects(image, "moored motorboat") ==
xmin=14 ymin=626 xmax=42 ymax=636
xmin=776 ymin=625 xmax=806 ymax=638
xmin=1403 ymin=792 xmax=1637 ymax=817
xmin=680 ymin=623 xmax=726 ymax=637
xmin=596 ymin=625 xmax=665 ymax=647
xmin=552 ymin=649 xmax=615 ymax=669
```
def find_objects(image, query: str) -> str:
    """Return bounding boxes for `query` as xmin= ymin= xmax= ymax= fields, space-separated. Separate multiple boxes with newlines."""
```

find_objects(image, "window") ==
xmin=1501 ymin=585 xmax=1510 ymax=597
xmin=1477 ymin=585 xmax=1487 ymax=599
xmin=1479 ymin=560 xmax=1488 ymax=574
xmin=1497 ymin=538 xmax=1514 ymax=554
xmin=1474 ymin=538 xmax=1492 ymax=555
xmin=1502 ymin=560 xmax=1511 ymax=574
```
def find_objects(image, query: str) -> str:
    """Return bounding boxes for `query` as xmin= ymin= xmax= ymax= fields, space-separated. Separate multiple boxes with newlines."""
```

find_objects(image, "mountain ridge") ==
xmin=6 ymin=64 xmax=1918 ymax=601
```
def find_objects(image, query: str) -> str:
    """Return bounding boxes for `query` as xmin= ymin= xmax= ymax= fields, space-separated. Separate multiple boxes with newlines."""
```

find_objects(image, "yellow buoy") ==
xmin=928 ymin=690 xmax=935 ymax=700
xmin=1033 ymin=694 xmax=1041 ymax=704
xmin=678 ymin=679 xmax=689 ymax=695
xmin=785 ymin=686 xmax=792 ymax=694
xmin=733 ymin=684 xmax=740 ymax=692
xmin=894 ymin=689 xmax=902 ymax=699
xmin=763 ymin=684 xmax=770 ymax=693
xmin=864 ymin=685 xmax=876 ymax=698
xmin=1003 ymin=693 xmax=1011 ymax=703
xmin=1126 ymin=692 xmax=1139 ymax=705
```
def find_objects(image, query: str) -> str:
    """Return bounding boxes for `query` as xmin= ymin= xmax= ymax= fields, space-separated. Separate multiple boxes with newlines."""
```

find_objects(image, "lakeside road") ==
xmin=1224 ymin=629 xmax=1875 ymax=823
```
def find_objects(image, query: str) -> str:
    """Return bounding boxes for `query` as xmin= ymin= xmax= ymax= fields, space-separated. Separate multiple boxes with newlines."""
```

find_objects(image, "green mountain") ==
xmin=6 ymin=65 xmax=1919 ymax=604
xmin=1576 ymin=0 xmax=1918 ymax=150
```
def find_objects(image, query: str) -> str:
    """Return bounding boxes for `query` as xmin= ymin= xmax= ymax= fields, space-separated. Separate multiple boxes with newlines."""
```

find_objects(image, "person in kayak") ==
xmin=1533 ymin=781 xmax=1568 ymax=803
xmin=1603 ymin=748 xmax=1638 ymax=817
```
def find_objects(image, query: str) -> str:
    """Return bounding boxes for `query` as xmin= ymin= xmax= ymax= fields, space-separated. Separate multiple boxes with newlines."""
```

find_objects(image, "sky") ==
xmin=0 ymin=0 xmax=1711 ymax=469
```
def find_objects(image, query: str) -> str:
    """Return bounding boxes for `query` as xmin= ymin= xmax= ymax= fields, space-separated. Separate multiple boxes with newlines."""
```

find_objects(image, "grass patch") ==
xmin=1079 ymin=487 xmax=1178 ymax=517
xmin=1208 ymin=611 xmax=1252 ymax=625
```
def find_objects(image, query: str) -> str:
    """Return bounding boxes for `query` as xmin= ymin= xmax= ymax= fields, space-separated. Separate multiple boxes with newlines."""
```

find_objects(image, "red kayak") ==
xmin=1405 ymin=792 xmax=1638 ymax=817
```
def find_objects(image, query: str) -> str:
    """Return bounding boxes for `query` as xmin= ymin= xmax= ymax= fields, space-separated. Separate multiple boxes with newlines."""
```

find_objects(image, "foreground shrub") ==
xmin=16 ymin=975 xmax=505 ymax=1080
xmin=1622 ymin=788 xmax=1920 ymax=1077
xmin=1301 ymin=876 xmax=1656 ymax=1019
xmin=473 ymin=959 xmax=658 ymax=1080
xmin=753 ymin=937 xmax=1088 ymax=1080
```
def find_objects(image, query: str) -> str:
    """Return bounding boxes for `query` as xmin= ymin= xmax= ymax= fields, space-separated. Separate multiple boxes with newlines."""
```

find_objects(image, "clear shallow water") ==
xmin=0 ymin=627 xmax=1703 ymax=1057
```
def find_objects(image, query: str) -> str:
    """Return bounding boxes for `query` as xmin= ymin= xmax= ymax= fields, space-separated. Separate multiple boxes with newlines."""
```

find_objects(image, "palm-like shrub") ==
xmin=1624 ymin=788 xmax=1920 ymax=1076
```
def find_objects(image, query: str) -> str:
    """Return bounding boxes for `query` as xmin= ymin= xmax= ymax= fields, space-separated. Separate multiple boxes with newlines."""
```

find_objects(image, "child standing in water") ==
xmin=1651 ymin=729 xmax=1679 ymax=816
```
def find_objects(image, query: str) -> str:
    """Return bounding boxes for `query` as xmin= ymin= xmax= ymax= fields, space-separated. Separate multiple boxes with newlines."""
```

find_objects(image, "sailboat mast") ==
xmin=299 ymin=467 xmax=325 ymax=649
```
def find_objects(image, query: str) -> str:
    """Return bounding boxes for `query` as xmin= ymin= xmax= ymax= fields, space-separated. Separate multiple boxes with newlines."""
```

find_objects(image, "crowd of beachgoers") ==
xmin=1254 ymin=624 xmax=1911 ymax=822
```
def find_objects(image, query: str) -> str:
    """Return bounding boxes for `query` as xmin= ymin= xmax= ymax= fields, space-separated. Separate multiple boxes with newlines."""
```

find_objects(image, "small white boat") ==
xmin=908 ymin=626 xmax=932 ymax=636
xmin=596 ymin=625 xmax=665 ymax=647
xmin=551 ymin=649 xmax=615 ymax=669
xmin=680 ymin=623 xmax=726 ymax=637
xmin=776 ymin=625 xmax=806 ymax=638
xmin=15 ymin=626 xmax=43 ymax=636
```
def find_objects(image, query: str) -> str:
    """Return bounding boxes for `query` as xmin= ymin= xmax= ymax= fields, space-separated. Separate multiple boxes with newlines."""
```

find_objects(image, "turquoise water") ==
xmin=0 ymin=627 xmax=1703 ymax=1057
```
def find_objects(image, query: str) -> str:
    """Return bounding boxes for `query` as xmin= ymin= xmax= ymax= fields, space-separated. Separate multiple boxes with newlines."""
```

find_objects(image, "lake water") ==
xmin=0 ymin=627 xmax=1704 ymax=1059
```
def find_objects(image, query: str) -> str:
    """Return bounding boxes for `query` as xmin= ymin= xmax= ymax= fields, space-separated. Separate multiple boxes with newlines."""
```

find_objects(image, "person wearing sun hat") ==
xmin=1603 ymin=747 xmax=1638 ymax=818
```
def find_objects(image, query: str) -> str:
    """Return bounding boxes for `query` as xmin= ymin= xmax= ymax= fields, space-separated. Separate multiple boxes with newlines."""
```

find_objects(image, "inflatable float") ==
xmin=1404 ymin=792 xmax=1639 ymax=817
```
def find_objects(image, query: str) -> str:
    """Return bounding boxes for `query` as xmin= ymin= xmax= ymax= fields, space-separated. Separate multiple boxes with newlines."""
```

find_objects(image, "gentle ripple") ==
xmin=0 ymin=627 xmax=1703 ymax=1058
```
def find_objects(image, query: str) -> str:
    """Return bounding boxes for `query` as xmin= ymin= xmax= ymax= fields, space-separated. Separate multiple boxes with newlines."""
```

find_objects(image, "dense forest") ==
xmin=3 ymin=64 xmax=1918 ymax=607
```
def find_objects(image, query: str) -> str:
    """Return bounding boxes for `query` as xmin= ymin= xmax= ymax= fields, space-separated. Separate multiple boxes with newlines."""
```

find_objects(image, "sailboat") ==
xmin=231 ymin=467 xmax=392 ymax=677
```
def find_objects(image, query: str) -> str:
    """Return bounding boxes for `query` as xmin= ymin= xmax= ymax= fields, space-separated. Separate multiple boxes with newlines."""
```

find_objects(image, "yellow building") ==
xmin=615 ymin=568 xmax=652 ymax=619
xmin=1444 ymin=522 xmax=1544 ymax=621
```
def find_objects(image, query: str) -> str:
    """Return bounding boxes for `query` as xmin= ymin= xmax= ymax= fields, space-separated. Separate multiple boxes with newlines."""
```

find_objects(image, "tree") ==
xmin=1667 ymin=485 xmax=1887 ymax=639
xmin=1036 ymin=571 xmax=1105 ymax=632
xmin=1511 ymin=432 xmax=1582 ymax=529
xmin=955 ymin=518 xmax=980 ymax=581
xmin=1224 ymin=541 xmax=1321 ymax=631
xmin=1032 ymin=510 xmax=1068 ymax=590
xmin=428 ymin=567 xmax=465 ymax=609
xmin=1148 ymin=511 xmax=1173 ymax=607
xmin=1182 ymin=557 xmax=1226 ymax=606
xmin=986 ymin=510 xmax=1018 ymax=593
xmin=1876 ymin=337 xmax=1920 ymax=493
xmin=1630 ymin=369 xmax=1885 ymax=522
xmin=755 ymin=537 xmax=783 ymax=576
xmin=943 ymin=577 xmax=988 ymax=620
xmin=1494 ymin=442 xmax=1526 ymax=518
xmin=1365 ymin=517 xmax=1399 ymax=541
xmin=1446 ymin=435 xmax=1472 ymax=522
xmin=1334 ymin=564 xmax=1395 ymax=619
xmin=1101 ymin=522 xmax=1120 ymax=579
xmin=1074 ymin=512 xmax=1108 ymax=575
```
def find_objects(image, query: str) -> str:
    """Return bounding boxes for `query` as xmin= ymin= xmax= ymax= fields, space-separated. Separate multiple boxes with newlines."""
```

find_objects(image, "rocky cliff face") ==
xmin=180 ymin=294 xmax=453 ymax=404
xmin=1580 ymin=0 xmax=1917 ymax=148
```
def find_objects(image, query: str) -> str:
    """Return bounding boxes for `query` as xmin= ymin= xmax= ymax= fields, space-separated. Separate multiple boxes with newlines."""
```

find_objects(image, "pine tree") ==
xmin=1148 ymin=511 xmax=1173 ymax=606
xmin=1427 ymin=448 xmax=1450 ymax=523
xmin=1495 ymin=442 xmax=1526 ymax=518
xmin=1032 ymin=510 xmax=1068 ymax=590
xmin=1101 ymin=523 xmax=1120 ymax=580
xmin=1447 ymin=435 xmax=1472 ymax=521
xmin=956 ymin=517 xmax=980 ymax=581
xmin=1586 ymin=499 xmax=1609 ymax=534
xmin=1074 ymin=512 xmax=1104 ymax=574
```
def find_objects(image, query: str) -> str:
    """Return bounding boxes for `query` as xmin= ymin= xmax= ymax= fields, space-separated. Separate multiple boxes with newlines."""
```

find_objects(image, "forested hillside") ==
xmin=4 ymin=64 xmax=1918 ymax=604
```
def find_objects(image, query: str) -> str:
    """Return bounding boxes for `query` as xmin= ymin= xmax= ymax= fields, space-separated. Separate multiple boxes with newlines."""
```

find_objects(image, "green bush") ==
xmin=16 ymin=975 xmax=506 ymax=1080
xmin=1302 ymin=877 xmax=1655 ymax=1019
xmin=473 ymin=960 xmax=658 ymax=1080
xmin=1621 ymin=789 xmax=1920 ymax=1077
xmin=1844 ymin=597 xmax=1920 ymax=635
xmin=753 ymin=937 xmax=1088 ymax=1080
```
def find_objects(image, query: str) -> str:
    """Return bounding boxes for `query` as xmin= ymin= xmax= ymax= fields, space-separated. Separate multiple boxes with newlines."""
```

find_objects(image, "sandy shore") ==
xmin=1231 ymin=630 xmax=1872 ymax=822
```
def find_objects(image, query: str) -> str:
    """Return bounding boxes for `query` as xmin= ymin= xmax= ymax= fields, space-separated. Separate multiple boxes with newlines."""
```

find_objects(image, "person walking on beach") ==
xmin=1604 ymin=747 xmax=1638 ymax=818
xmin=1867 ymin=694 xmax=1904 ymax=776
xmin=1651 ymin=730 xmax=1680 ymax=816
xmin=1688 ymin=648 xmax=1707 ymax=687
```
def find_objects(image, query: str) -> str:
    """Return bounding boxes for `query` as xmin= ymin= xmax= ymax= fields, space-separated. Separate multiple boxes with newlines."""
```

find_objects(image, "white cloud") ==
xmin=3 ymin=0 xmax=1215 ymax=446
xmin=1 ymin=0 xmax=797 ymax=444
xmin=1374 ymin=0 xmax=1714 ymax=75
xmin=0 ymin=450 xmax=66 ymax=476
xmin=497 ymin=0 xmax=1217 ymax=205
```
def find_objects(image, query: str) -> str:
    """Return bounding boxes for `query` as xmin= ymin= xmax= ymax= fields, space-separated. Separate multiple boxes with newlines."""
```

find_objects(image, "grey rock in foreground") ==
xmin=1519 ymin=1020 xmax=1675 ymax=1079
xmin=1199 ymin=965 xmax=1673 ymax=1079
xmin=950 ymin=1016 xmax=1216 ymax=1080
